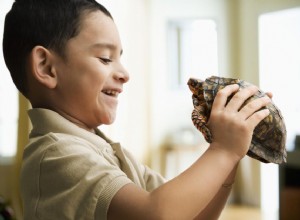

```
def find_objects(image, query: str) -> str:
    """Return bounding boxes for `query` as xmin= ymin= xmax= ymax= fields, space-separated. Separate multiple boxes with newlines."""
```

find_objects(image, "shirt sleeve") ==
xmin=143 ymin=165 xmax=166 ymax=192
xmin=36 ymin=135 xmax=132 ymax=220
xmin=120 ymin=147 xmax=166 ymax=192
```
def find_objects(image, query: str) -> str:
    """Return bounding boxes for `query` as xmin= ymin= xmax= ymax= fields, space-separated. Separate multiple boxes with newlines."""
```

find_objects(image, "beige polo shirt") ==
xmin=21 ymin=108 xmax=165 ymax=220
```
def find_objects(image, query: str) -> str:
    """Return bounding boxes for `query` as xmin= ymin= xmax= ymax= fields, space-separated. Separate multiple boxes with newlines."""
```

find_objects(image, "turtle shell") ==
xmin=187 ymin=76 xmax=287 ymax=164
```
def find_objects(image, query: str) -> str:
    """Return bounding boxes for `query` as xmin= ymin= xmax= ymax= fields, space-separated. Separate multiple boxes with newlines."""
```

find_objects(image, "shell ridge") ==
xmin=249 ymin=140 xmax=287 ymax=164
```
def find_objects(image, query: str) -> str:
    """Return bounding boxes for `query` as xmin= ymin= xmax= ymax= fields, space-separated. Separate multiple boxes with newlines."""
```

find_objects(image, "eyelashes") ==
xmin=99 ymin=57 xmax=112 ymax=64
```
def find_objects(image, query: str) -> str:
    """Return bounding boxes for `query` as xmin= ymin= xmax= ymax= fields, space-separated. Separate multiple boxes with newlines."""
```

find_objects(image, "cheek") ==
xmin=82 ymin=68 xmax=107 ymax=89
xmin=88 ymin=64 xmax=109 ymax=84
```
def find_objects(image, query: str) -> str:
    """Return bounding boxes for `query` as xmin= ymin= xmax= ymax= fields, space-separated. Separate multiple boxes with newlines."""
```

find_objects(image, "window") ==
xmin=167 ymin=19 xmax=218 ymax=88
xmin=259 ymin=7 xmax=300 ymax=219
xmin=0 ymin=0 xmax=18 ymax=159
xmin=259 ymin=8 xmax=300 ymax=152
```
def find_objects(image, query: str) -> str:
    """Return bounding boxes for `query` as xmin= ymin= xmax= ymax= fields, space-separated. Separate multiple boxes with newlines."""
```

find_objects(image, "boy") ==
xmin=3 ymin=0 xmax=271 ymax=219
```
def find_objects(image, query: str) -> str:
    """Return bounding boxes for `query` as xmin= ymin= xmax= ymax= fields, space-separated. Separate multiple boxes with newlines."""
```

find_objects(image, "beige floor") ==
xmin=219 ymin=205 xmax=277 ymax=220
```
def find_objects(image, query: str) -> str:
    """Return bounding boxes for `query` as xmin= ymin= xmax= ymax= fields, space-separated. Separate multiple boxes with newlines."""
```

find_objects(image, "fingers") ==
xmin=212 ymin=84 xmax=262 ymax=112
xmin=239 ymin=95 xmax=271 ymax=119
xmin=225 ymin=85 xmax=259 ymax=111
xmin=227 ymin=86 xmax=272 ymax=124
xmin=212 ymin=84 xmax=271 ymax=125
xmin=238 ymin=96 xmax=271 ymax=131
xmin=265 ymin=91 xmax=273 ymax=99
xmin=207 ymin=82 xmax=272 ymax=160
xmin=247 ymin=108 xmax=270 ymax=128
xmin=211 ymin=84 xmax=240 ymax=111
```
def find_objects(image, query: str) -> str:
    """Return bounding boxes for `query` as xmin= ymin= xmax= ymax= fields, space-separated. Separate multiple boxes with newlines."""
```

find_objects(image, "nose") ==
xmin=113 ymin=63 xmax=130 ymax=83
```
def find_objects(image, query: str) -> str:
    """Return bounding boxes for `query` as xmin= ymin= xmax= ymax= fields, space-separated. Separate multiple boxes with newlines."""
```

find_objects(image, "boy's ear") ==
xmin=29 ymin=46 xmax=58 ymax=89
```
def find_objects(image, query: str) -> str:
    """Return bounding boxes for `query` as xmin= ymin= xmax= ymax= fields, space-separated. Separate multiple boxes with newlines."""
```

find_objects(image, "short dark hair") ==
xmin=2 ymin=0 xmax=112 ymax=97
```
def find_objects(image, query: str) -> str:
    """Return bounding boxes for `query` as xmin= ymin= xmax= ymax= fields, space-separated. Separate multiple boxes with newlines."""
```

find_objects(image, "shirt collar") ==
xmin=28 ymin=108 xmax=112 ymax=148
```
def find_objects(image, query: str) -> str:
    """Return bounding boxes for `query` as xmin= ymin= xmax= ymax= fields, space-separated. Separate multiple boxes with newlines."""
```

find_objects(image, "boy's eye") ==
xmin=99 ymin=57 xmax=112 ymax=64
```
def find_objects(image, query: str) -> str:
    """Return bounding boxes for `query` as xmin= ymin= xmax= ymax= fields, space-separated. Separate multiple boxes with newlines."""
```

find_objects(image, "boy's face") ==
xmin=52 ymin=11 xmax=129 ymax=130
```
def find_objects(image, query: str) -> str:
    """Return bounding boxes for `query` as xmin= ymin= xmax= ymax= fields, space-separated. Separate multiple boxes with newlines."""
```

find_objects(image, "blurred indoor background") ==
xmin=1 ymin=0 xmax=300 ymax=219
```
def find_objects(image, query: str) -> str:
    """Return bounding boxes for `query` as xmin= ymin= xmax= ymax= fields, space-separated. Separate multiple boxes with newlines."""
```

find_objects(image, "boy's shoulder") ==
xmin=26 ymin=131 xmax=102 ymax=156
xmin=28 ymin=108 xmax=110 ymax=145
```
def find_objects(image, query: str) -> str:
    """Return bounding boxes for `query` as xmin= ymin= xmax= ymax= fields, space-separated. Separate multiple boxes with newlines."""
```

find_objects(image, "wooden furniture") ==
xmin=160 ymin=143 xmax=208 ymax=178
xmin=279 ymin=151 xmax=300 ymax=220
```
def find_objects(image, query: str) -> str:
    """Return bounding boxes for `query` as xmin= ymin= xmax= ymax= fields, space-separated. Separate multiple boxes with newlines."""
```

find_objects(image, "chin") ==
xmin=102 ymin=115 xmax=116 ymax=125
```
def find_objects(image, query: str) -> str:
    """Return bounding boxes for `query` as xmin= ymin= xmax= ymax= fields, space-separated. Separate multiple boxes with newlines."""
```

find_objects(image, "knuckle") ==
xmin=216 ymin=89 xmax=226 ymax=97
xmin=247 ymin=85 xmax=259 ymax=93
xmin=240 ymin=85 xmax=258 ymax=97
xmin=231 ymin=93 xmax=242 ymax=101
xmin=236 ymin=122 xmax=249 ymax=133
xmin=256 ymin=109 xmax=269 ymax=119
xmin=217 ymin=84 xmax=239 ymax=97
xmin=246 ymin=101 xmax=256 ymax=110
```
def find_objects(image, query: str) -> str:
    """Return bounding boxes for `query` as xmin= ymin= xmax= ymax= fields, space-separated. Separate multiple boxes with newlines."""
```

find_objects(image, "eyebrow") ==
xmin=92 ymin=43 xmax=123 ymax=55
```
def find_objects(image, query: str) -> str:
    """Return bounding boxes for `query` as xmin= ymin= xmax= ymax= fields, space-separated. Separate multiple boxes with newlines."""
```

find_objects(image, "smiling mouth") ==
xmin=102 ymin=90 xmax=119 ymax=97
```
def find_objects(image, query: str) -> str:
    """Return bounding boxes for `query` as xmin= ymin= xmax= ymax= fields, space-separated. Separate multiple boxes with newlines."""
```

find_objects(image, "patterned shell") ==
xmin=187 ymin=76 xmax=287 ymax=164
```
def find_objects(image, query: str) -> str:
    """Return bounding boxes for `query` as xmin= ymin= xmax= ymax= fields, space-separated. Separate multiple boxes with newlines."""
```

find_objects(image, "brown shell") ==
xmin=188 ymin=76 xmax=287 ymax=164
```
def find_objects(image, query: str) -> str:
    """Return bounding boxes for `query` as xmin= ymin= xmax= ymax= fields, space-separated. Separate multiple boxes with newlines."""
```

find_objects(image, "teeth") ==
xmin=103 ymin=90 xmax=119 ymax=96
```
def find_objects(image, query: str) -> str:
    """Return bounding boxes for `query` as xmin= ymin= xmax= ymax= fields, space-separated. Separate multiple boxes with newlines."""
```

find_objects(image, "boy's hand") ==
xmin=207 ymin=84 xmax=271 ymax=160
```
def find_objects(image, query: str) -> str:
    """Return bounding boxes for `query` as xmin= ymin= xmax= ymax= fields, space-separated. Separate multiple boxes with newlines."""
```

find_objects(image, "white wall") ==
xmin=99 ymin=0 xmax=152 ymax=163
xmin=0 ymin=0 xmax=18 ymax=157
xmin=237 ymin=0 xmax=300 ymax=84
xmin=147 ymin=0 xmax=238 ymax=170
xmin=0 ymin=0 xmax=18 ymax=207
xmin=99 ymin=0 xmax=236 ymax=168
